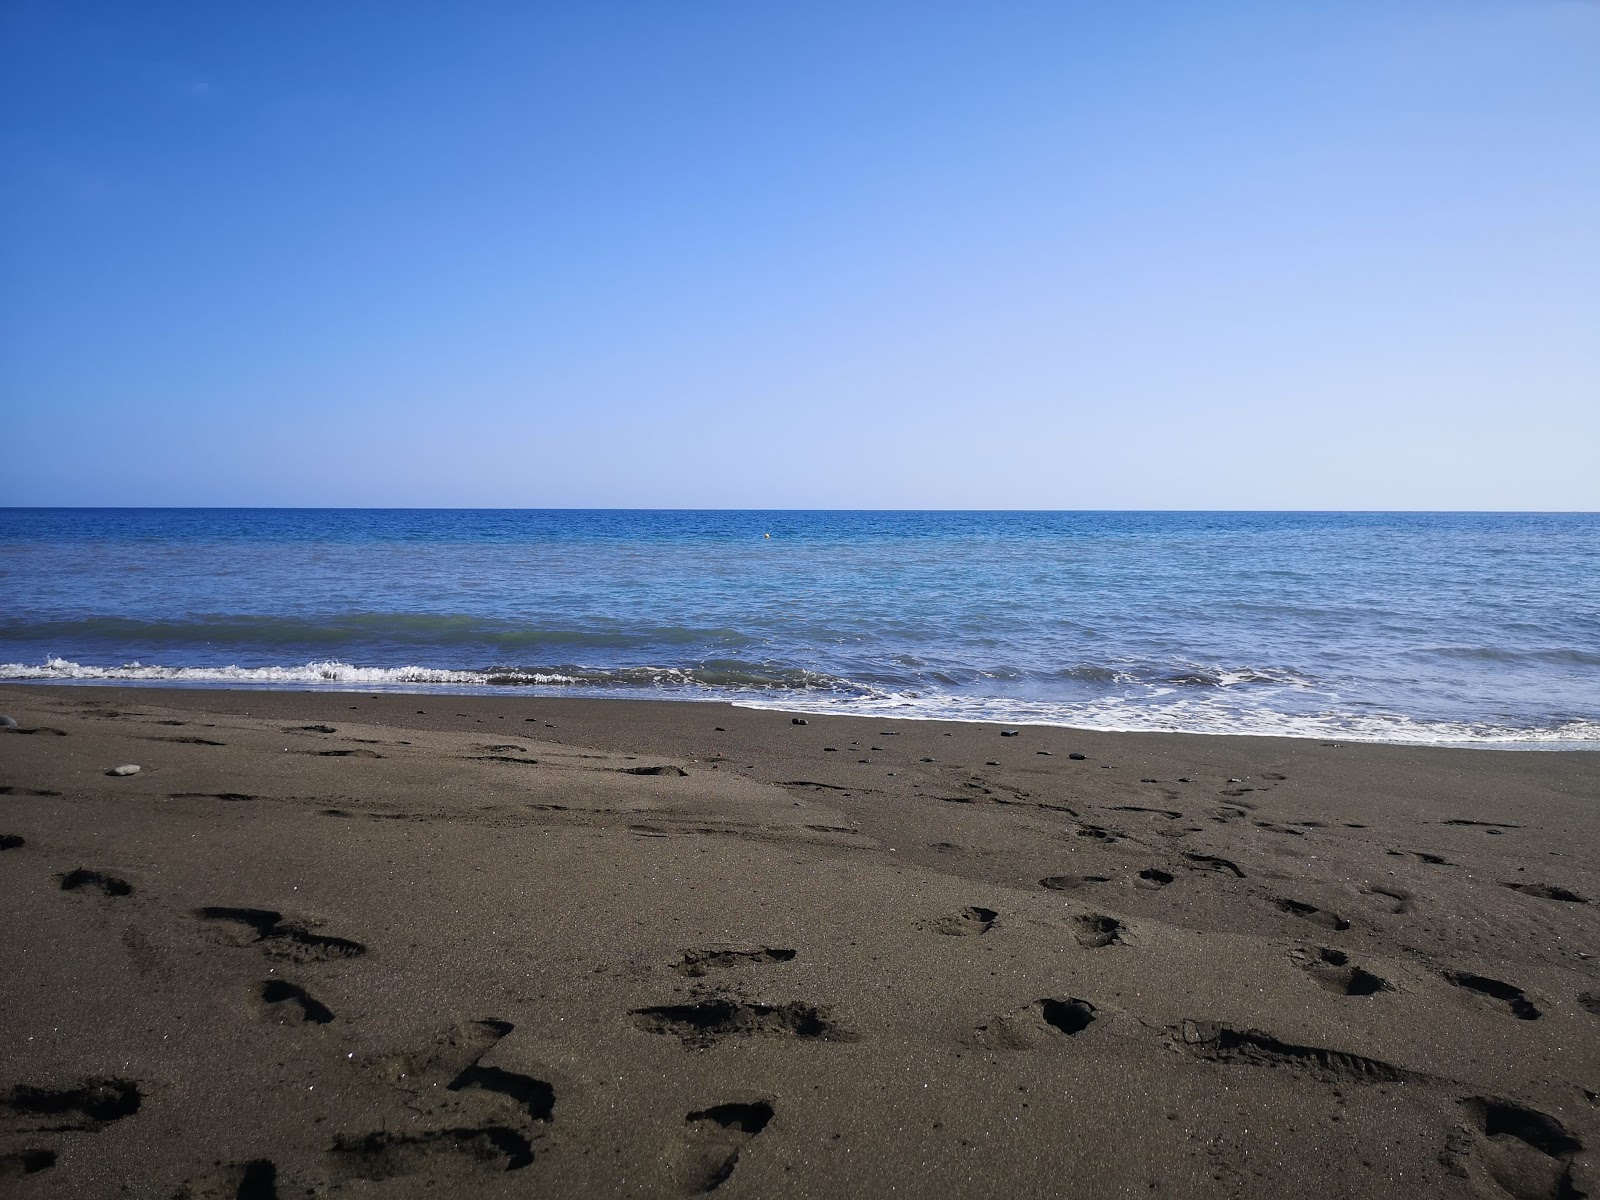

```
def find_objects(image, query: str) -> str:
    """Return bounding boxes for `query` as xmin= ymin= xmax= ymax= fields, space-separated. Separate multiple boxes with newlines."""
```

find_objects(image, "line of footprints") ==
xmin=2 ymin=841 xmax=1594 ymax=1199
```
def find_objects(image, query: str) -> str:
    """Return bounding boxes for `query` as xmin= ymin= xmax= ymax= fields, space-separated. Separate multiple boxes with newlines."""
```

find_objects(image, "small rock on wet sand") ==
xmin=106 ymin=764 xmax=142 ymax=777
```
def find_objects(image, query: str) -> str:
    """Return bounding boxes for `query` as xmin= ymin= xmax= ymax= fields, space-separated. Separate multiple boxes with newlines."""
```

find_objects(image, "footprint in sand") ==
xmin=1041 ymin=874 xmax=1111 ymax=890
xmin=674 ymin=947 xmax=797 ymax=977
xmin=1443 ymin=971 xmax=1541 ymax=1020
xmin=1501 ymin=882 xmax=1588 ymax=904
xmin=1442 ymin=1098 xmax=1584 ymax=1200
xmin=970 ymin=998 xmax=1099 ymax=1050
xmin=258 ymin=979 xmax=335 ymax=1025
xmin=1072 ymin=914 xmax=1124 ymax=948
xmin=673 ymin=1101 xmax=774 ymax=1194
xmin=327 ymin=1127 xmax=534 ymax=1179
xmin=925 ymin=906 xmax=998 ymax=936
xmin=196 ymin=907 xmax=366 ymax=962
xmin=630 ymin=996 xmax=849 ymax=1049
xmin=1361 ymin=884 xmax=1413 ymax=914
xmin=2 ymin=1078 xmax=142 ymax=1132
xmin=1270 ymin=896 xmax=1350 ymax=930
xmin=0 ymin=1150 xmax=57 ymax=1180
xmin=1289 ymin=947 xmax=1390 ymax=996
xmin=175 ymin=1159 xmax=278 ymax=1199
xmin=59 ymin=869 xmax=133 ymax=897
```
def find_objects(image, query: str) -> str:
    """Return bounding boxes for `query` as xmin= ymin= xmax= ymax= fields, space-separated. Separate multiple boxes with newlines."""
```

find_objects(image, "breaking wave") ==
xmin=4 ymin=657 xmax=1596 ymax=748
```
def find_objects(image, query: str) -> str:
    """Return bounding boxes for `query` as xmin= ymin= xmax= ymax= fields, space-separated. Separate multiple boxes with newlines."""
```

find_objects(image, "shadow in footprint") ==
xmin=328 ymin=1127 xmax=533 ymax=1178
xmin=630 ymin=998 xmax=847 ymax=1049
xmin=1040 ymin=998 xmax=1097 ymax=1036
xmin=449 ymin=1066 xmax=554 ymax=1123
xmin=1454 ymin=1098 xmax=1583 ymax=1200
xmin=1040 ymin=875 xmax=1110 ymax=891
xmin=1135 ymin=869 xmax=1174 ymax=889
xmin=1271 ymin=897 xmax=1350 ymax=931
xmin=197 ymin=907 xmax=366 ymax=961
xmin=677 ymin=1101 xmax=774 ymax=1194
xmin=1501 ymin=882 xmax=1588 ymax=904
xmin=1072 ymin=914 xmax=1123 ymax=948
xmin=0 ymin=835 xmax=23 ymax=851
xmin=928 ymin=906 xmax=997 ymax=936
xmin=260 ymin=980 xmax=334 ymax=1025
xmin=675 ymin=947 xmax=797 ymax=977
xmin=60 ymin=869 xmax=132 ymax=897
xmin=1290 ymin=948 xmax=1390 ymax=996
xmin=1184 ymin=853 xmax=1245 ymax=878
xmin=0 ymin=1150 xmax=57 ymax=1179
xmin=4 ymin=1078 xmax=141 ymax=1130
xmin=1362 ymin=885 xmax=1413 ymax=914
xmin=1444 ymin=972 xmax=1541 ymax=1020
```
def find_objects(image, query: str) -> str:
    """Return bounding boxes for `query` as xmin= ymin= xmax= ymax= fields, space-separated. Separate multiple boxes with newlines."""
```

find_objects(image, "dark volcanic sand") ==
xmin=0 ymin=684 xmax=1596 ymax=1198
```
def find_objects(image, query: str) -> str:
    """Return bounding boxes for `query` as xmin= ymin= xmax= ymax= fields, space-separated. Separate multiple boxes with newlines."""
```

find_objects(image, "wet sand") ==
xmin=1 ymin=684 xmax=1596 ymax=1198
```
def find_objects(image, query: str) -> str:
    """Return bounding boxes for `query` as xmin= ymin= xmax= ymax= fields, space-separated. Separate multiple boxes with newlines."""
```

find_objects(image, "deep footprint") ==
xmin=1501 ymin=882 xmax=1589 ymax=904
xmin=1177 ymin=1021 xmax=1425 ymax=1084
xmin=1072 ymin=914 xmax=1123 ymax=948
xmin=1040 ymin=875 xmax=1110 ymax=890
xmin=929 ymin=906 xmax=998 ymax=936
xmin=1183 ymin=853 xmax=1245 ymax=878
xmin=1271 ymin=897 xmax=1350 ymax=930
xmin=1443 ymin=971 xmax=1541 ymax=1020
xmin=675 ymin=947 xmax=798 ymax=977
xmin=260 ymin=980 xmax=335 ymax=1025
xmin=1039 ymin=998 xmax=1097 ymax=1035
xmin=678 ymin=1101 xmax=774 ymax=1194
xmin=630 ymin=998 xmax=846 ymax=1048
xmin=197 ymin=906 xmax=366 ymax=961
xmin=449 ymin=1066 xmax=555 ymax=1122
xmin=0 ymin=1150 xmax=57 ymax=1179
xmin=327 ymin=1127 xmax=533 ymax=1178
xmin=60 ymin=869 xmax=133 ymax=897
xmin=1290 ymin=947 xmax=1390 ymax=996
xmin=1459 ymin=1098 xmax=1583 ymax=1200
xmin=4 ymin=1078 xmax=142 ymax=1130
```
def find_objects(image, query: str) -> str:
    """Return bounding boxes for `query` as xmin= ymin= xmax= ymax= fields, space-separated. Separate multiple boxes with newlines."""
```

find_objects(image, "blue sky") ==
xmin=3 ymin=1 xmax=1596 ymax=509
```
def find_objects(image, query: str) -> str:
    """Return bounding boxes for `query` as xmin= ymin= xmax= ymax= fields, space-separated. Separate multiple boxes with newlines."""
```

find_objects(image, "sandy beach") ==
xmin=1 ymin=683 xmax=1595 ymax=1198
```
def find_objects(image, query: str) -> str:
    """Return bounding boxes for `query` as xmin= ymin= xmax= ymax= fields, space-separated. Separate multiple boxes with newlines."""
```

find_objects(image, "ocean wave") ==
xmin=734 ymin=693 xmax=1600 ymax=748
xmin=2 ymin=657 xmax=1595 ymax=748
xmin=0 ymin=657 xmax=870 ymax=694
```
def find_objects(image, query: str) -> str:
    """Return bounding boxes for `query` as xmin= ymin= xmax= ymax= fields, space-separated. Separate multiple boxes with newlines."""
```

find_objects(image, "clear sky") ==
xmin=3 ymin=1 xmax=1596 ymax=509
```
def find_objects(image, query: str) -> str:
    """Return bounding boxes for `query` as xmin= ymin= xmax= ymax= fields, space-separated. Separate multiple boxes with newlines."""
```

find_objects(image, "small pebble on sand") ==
xmin=106 ymin=764 xmax=141 ymax=777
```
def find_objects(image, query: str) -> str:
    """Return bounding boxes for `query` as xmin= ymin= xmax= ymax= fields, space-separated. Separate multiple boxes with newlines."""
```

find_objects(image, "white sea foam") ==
xmin=4 ymin=657 xmax=1595 ymax=748
xmin=732 ymin=691 xmax=1600 ymax=748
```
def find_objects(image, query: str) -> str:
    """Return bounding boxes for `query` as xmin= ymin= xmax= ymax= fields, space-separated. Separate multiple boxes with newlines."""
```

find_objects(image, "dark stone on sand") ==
xmin=792 ymin=718 xmax=808 ymax=725
xmin=1000 ymin=730 xmax=1019 ymax=737
xmin=1036 ymin=751 xmax=1052 ymax=756
xmin=1068 ymin=753 xmax=1087 ymax=760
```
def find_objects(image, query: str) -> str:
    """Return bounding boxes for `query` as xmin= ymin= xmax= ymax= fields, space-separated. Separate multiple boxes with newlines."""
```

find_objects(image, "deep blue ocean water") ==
xmin=2 ymin=509 xmax=1596 ymax=747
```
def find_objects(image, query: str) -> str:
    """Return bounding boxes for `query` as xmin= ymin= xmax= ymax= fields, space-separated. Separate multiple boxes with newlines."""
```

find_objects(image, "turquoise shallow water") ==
xmin=2 ymin=509 xmax=1597 ymax=747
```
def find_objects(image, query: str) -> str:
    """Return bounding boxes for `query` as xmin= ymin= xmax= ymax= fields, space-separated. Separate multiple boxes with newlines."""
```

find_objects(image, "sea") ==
xmin=2 ymin=509 xmax=1596 ymax=749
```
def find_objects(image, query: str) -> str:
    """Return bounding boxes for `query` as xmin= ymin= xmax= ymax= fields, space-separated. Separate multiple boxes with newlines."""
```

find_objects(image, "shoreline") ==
xmin=3 ymin=679 xmax=1595 ymax=752
xmin=2 ymin=683 xmax=1596 ymax=1196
